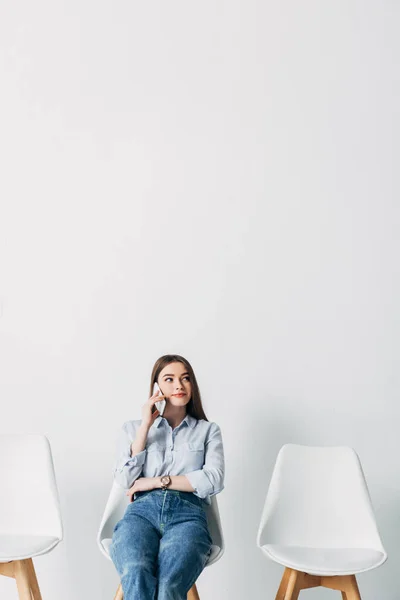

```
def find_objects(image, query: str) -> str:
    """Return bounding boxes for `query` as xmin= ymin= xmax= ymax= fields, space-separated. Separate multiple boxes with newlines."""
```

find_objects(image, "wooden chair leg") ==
xmin=0 ymin=558 xmax=44 ymax=600
xmin=283 ymin=569 xmax=301 ymax=600
xmin=0 ymin=561 xmax=15 ymax=578
xmin=187 ymin=583 xmax=200 ymax=600
xmin=274 ymin=570 xmax=362 ymax=600
xmin=321 ymin=574 xmax=362 ymax=600
xmin=26 ymin=559 xmax=42 ymax=600
xmin=275 ymin=568 xmax=292 ymax=600
xmin=275 ymin=569 xmax=304 ymax=600
xmin=14 ymin=561 xmax=32 ymax=600
xmin=114 ymin=583 xmax=124 ymax=600
xmin=343 ymin=575 xmax=361 ymax=600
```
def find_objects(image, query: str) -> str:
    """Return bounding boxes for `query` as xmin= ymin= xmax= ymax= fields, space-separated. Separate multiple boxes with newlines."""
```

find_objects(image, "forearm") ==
xmin=130 ymin=423 xmax=150 ymax=457
xmin=126 ymin=474 xmax=195 ymax=500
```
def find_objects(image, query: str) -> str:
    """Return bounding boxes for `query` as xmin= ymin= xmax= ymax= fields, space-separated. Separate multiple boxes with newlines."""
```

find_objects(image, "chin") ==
xmin=170 ymin=397 xmax=190 ymax=407
xmin=171 ymin=400 xmax=188 ymax=407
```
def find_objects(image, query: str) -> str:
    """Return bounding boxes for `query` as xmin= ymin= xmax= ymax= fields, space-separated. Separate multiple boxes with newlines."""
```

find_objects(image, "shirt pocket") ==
xmin=176 ymin=442 xmax=205 ymax=471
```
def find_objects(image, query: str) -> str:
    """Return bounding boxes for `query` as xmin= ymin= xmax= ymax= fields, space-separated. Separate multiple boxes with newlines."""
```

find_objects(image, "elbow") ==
xmin=212 ymin=482 xmax=224 ymax=496
xmin=212 ymin=478 xmax=224 ymax=497
xmin=207 ymin=467 xmax=225 ymax=497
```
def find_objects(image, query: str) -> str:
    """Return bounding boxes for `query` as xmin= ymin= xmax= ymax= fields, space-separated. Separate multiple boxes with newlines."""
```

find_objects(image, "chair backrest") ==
xmin=0 ymin=434 xmax=63 ymax=539
xmin=97 ymin=482 xmax=224 ymax=566
xmin=257 ymin=444 xmax=386 ymax=554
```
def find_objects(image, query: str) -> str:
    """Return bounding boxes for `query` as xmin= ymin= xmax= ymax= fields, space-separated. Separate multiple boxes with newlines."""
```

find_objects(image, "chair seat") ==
xmin=0 ymin=534 xmax=60 ymax=562
xmin=261 ymin=544 xmax=386 ymax=575
xmin=101 ymin=538 xmax=221 ymax=566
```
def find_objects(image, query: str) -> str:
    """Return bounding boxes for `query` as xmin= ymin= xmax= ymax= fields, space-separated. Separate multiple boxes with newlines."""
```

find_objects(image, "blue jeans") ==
xmin=110 ymin=489 xmax=213 ymax=600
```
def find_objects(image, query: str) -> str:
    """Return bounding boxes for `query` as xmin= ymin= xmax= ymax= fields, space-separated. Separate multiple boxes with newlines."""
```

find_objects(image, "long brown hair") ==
xmin=149 ymin=354 xmax=208 ymax=422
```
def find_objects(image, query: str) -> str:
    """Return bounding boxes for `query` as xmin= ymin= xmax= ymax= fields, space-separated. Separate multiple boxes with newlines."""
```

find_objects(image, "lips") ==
xmin=173 ymin=393 xmax=186 ymax=397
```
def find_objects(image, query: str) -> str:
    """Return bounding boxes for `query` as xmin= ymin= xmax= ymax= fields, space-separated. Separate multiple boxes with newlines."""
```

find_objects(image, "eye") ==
xmin=183 ymin=376 xmax=190 ymax=381
xmin=165 ymin=377 xmax=173 ymax=382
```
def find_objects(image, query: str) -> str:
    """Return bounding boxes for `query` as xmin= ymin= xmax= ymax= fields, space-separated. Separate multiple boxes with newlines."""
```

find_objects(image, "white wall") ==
xmin=0 ymin=1 xmax=399 ymax=598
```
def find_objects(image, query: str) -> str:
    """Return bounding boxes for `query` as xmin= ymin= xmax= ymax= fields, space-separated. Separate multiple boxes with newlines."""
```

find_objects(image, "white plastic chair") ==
xmin=97 ymin=481 xmax=224 ymax=600
xmin=0 ymin=434 xmax=63 ymax=600
xmin=257 ymin=444 xmax=387 ymax=600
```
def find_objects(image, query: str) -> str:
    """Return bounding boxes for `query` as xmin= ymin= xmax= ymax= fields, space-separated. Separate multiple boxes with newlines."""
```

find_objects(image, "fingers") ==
xmin=126 ymin=486 xmax=135 ymax=502
xmin=149 ymin=392 xmax=165 ymax=404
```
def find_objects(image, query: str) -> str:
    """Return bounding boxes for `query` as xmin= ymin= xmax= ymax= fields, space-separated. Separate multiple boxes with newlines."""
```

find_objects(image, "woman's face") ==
xmin=158 ymin=362 xmax=192 ymax=408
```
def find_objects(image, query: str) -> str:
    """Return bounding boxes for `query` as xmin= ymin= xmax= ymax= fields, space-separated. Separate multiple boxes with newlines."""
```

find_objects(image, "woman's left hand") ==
xmin=126 ymin=477 xmax=159 ymax=501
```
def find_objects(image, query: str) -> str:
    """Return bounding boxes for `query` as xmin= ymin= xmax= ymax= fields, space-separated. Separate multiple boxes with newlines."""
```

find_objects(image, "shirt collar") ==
xmin=153 ymin=413 xmax=197 ymax=429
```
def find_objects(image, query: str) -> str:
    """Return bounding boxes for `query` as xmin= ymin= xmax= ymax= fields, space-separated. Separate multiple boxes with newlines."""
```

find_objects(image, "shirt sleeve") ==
xmin=185 ymin=422 xmax=225 ymax=499
xmin=113 ymin=421 xmax=147 ymax=489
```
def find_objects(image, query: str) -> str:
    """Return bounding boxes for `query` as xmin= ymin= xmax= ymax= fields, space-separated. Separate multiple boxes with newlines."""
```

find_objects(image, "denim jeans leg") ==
xmin=157 ymin=499 xmax=213 ymax=600
xmin=110 ymin=505 xmax=160 ymax=600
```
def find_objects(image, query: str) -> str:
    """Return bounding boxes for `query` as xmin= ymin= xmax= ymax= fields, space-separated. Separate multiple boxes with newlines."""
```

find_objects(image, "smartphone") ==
xmin=152 ymin=382 xmax=166 ymax=416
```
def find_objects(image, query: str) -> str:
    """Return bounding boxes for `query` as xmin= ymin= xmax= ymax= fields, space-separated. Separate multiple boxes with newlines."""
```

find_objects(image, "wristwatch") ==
xmin=160 ymin=475 xmax=171 ymax=491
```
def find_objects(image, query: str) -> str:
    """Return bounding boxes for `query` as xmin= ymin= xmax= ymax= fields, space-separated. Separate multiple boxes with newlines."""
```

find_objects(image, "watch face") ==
xmin=161 ymin=475 xmax=170 ymax=485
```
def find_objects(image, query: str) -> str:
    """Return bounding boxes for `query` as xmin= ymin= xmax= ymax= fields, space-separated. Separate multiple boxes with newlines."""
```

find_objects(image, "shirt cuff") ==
xmin=117 ymin=449 xmax=146 ymax=472
xmin=185 ymin=469 xmax=214 ymax=499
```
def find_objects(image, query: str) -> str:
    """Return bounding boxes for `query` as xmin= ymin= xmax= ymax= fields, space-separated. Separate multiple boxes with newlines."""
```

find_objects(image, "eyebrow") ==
xmin=162 ymin=372 xmax=190 ymax=378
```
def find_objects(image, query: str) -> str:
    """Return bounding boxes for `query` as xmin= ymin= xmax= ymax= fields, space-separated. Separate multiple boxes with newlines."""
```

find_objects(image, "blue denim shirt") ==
xmin=114 ymin=414 xmax=224 ymax=505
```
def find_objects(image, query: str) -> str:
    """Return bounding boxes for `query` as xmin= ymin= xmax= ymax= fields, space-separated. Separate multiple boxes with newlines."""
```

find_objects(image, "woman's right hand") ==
xmin=141 ymin=390 xmax=166 ymax=429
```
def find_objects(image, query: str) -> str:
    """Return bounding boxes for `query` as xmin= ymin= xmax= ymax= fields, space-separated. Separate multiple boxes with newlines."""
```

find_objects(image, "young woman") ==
xmin=110 ymin=354 xmax=225 ymax=600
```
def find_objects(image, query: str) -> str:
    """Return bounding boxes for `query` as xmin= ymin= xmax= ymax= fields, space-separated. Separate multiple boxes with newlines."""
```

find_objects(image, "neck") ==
xmin=162 ymin=404 xmax=187 ymax=429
